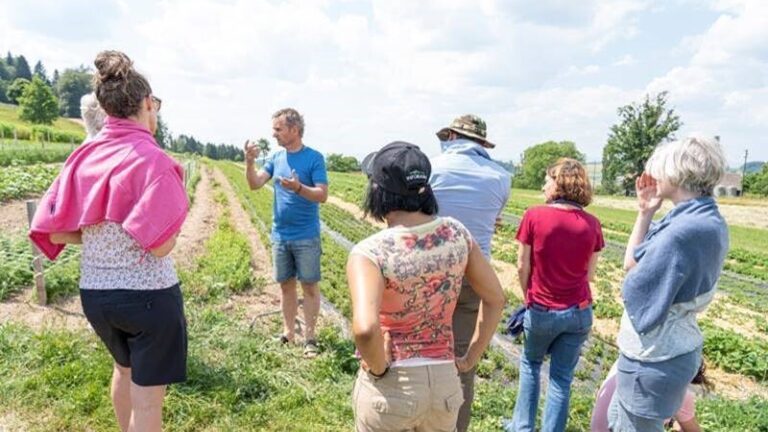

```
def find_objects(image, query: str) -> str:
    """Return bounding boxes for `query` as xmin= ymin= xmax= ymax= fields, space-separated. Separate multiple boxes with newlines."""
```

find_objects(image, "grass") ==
xmin=2 ymin=163 xmax=767 ymax=431
xmin=0 ymin=207 xmax=359 ymax=431
xmin=0 ymin=103 xmax=85 ymax=138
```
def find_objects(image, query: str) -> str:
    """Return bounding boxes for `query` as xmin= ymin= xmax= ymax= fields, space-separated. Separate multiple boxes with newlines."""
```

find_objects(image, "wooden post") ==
xmin=26 ymin=200 xmax=47 ymax=305
xmin=13 ymin=128 xmax=18 ymax=145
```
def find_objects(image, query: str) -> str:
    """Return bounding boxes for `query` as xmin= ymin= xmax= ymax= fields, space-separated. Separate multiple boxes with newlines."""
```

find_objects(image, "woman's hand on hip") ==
xmin=455 ymin=355 xmax=475 ymax=373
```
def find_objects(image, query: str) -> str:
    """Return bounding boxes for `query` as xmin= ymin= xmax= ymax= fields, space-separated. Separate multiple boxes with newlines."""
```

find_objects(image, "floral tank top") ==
xmin=351 ymin=217 xmax=473 ymax=364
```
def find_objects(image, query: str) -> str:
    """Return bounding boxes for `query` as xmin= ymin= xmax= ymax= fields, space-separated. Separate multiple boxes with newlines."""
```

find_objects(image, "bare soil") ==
xmin=0 ymin=199 xmax=31 ymax=236
xmin=593 ymin=195 xmax=768 ymax=229
xmin=171 ymin=165 xmax=221 ymax=269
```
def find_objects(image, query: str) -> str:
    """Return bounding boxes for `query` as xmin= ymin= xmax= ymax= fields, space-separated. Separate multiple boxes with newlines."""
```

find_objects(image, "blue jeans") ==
xmin=505 ymin=305 xmax=592 ymax=432
xmin=272 ymin=237 xmax=322 ymax=283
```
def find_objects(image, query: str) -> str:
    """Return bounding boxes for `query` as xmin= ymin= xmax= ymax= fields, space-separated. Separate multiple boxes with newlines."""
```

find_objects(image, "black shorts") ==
xmin=80 ymin=284 xmax=188 ymax=386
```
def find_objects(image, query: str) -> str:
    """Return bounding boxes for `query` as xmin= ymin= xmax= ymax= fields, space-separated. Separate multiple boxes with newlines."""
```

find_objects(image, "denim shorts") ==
xmin=272 ymin=237 xmax=322 ymax=283
xmin=80 ymin=284 xmax=188 ymax=386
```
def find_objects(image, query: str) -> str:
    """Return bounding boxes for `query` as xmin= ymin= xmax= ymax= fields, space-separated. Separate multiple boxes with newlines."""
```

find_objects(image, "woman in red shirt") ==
xmin=505 ymin=158 xmax=604 ymax=432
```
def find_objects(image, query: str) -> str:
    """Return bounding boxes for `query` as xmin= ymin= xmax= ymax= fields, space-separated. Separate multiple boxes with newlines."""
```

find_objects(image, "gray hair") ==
xmin=272 ymin=108 xmax=305 ymax=137
xmin=645 ymin=135 xmax=726 ymax=196
xmin=80 ymin=92 xmax=107 ymax=139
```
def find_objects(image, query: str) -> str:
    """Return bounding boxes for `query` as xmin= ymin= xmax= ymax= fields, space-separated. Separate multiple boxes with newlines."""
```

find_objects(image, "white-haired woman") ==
xmin=81 ymin=92 xmax=107 ymax=140
xmin=607 ymin=136 xmax=729 ymax=432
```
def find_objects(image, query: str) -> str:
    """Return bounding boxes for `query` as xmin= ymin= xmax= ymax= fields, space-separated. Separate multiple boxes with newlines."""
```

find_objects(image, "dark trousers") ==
xmin=452 ymin=279 xmax=481 ymax=432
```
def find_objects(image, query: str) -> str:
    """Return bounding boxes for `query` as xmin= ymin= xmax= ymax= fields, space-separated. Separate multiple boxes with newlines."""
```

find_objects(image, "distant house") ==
xmin=715 ymin=172 xmax=742 ymax=197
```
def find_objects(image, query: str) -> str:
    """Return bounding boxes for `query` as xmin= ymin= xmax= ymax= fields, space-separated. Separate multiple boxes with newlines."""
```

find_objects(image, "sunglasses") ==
xmin=150 ymin=95 xmax=162 ymax=112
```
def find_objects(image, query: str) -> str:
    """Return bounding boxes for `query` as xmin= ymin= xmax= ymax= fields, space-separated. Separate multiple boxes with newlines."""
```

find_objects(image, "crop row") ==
xmin=0 ymin=164 xmax=60 ymax=202
xmin=0 ymin=141 xmax=75 ymax=166
xmin=216 ymin=161 xmax=354 ymax=317
xmin=0 ymin=121 xmax=85 ymax=145
xmin=210 ymin=166 xmax=768 ymax=430
xmin=326 ymin=172 xmax=768 ymax=384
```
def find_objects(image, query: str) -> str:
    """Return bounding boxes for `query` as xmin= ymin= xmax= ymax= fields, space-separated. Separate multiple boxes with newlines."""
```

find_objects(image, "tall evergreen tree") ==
xmin=5 ymin=52 xmax=14 ymax=66
xmin=0 ymin=60 xmax=11 ymax=81
xmin=14 ymin=55 xmax=32 ymax=80
xmin=52 ymin=69 xmax=60 ymax=87
xmin=33 ymin=60 xmax=49 ymax=84
xmin=154 ymin=115 xmax=171 ymax=149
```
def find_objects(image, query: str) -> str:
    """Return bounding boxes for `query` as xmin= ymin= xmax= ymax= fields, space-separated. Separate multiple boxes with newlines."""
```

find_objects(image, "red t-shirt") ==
xmin=515 ymin=205 xmax=604 ymax=309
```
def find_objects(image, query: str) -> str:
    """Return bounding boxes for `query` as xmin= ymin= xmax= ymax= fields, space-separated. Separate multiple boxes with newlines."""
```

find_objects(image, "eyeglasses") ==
xmin=150 ymin=95 xmax=162 ymax=112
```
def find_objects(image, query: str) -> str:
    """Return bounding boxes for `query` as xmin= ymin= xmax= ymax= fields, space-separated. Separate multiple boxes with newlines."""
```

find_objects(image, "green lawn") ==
xmin=0 ymin=103 xmax=85 ymax=137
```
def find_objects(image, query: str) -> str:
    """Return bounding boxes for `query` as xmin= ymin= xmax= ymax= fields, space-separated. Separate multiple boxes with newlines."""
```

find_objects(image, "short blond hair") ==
xmin=645 ymin=135 xmax=726 ymax=196
xmin=80 ymin=92 xmax=106 ymax=139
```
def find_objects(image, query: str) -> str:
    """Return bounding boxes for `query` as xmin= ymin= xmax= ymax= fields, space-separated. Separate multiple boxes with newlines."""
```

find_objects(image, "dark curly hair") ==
xmin=92 ymin=50 xmax=152 ymax=118
xmin=547 ymin=158 xmax=593 ymax=207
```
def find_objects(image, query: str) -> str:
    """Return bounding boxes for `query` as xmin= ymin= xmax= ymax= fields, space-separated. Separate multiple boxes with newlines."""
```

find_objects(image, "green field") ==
xmin=0 ymin=103 xmax=85 ymax=138
xmin=2 ymin=165 xmax=768 ymax=430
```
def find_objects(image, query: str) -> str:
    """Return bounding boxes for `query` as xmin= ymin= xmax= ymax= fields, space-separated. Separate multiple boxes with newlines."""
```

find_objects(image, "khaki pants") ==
xmin=452 ymin=279 xmax=480 ymax=432
xmin=353 ymin=363 xmax=464 ymax=432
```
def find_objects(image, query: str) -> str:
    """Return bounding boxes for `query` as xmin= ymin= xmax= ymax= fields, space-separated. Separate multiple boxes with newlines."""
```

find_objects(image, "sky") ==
xmin=1 ymin=0 xmax=766 ymax=167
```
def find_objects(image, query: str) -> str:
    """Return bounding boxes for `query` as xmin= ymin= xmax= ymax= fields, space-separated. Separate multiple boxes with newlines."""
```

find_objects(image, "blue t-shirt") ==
xmin=263 ymin=146 xmax=328 ymax=241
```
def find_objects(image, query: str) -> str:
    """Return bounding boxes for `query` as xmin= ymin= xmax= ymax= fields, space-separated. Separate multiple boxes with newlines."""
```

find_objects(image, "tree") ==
xmin=326 ymin=153 xmax=361 ymax=172
xmin=52 ymin=69 xmax=60 ymax=87
xmin=0 ymin=80 xmax=9 ymax=103
xmin=602 ymin=92 xmax=682 ymax=195
xmin=14 ymin=55 xmax=32 ymax=80
xmin=6 ymin=78 xmax=30 ymax=104
xmin=33 ymin=60 xmax=49 ymax=84
xmin=56 ymin=67 xmax=92 ymax=117
xmin=154 ymin=115 xmax=171 ymax=149
xmin=5 ymin=52 xmax=13 ymax=66
xmin=18 ymin=76 xmax=59 ymax=125
xmin=257 ymin=138 xmax=271 ymax=165
xmin=744 ymin=164 xmax=768 ymax=197
xmin=513 ymin=141 xmax=585 ymax=189
xmin=0 ymin=60 xmax=11 ymax=81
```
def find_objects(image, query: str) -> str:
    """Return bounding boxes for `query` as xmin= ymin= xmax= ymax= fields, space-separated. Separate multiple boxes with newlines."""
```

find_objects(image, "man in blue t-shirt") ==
xmin=244 ymin=108 xmax=328 ymax=358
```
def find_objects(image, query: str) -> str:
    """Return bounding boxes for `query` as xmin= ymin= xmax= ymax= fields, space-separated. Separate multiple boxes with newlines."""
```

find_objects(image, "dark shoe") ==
xmin=274 ymin=334 xmax=292 ymax=345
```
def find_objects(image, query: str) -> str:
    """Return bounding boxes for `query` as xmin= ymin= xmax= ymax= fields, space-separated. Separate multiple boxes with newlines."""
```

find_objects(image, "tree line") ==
xmin=1 ymin=51 xmax=92 ymax=124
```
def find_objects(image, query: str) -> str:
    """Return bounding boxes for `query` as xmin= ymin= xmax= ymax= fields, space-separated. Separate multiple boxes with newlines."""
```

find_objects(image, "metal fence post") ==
xmin=26 ymin=200 xmax=47 ymax=305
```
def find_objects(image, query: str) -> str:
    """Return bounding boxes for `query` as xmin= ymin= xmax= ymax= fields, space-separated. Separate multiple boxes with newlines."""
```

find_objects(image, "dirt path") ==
xmin=593 ymin=195 xmax=768 ymax=229
xmin=0 ymin=166 xmax=219 ymax=331
xmin=212 ymin=168 xmax=347 ymax=339
xmin=172 ymin=165 xmax=221 ymax=269
xmin=0 ymin=199 xmax=32 ymax=236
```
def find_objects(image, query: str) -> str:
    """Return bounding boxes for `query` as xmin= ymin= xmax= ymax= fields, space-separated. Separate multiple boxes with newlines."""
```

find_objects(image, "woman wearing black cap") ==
xmin=347 ymin=141 xmax=506 ymax=432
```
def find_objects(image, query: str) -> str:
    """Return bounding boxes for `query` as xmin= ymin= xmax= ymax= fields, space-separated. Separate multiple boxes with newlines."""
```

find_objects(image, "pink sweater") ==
xmin=29 ymin=116 xmax=188 ymax=261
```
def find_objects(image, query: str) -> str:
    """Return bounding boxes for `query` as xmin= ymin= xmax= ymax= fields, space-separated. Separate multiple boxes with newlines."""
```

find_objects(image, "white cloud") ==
xmin=0 ymin=0 xmax=765 ymax=166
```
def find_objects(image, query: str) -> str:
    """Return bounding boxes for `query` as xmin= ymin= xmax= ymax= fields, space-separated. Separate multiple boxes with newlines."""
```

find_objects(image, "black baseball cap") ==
xmin=362 ymin=141 xmax=431 ymax=196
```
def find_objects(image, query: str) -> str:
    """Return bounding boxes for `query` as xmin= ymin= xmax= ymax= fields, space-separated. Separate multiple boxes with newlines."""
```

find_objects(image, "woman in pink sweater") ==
xmin=30 ymin=50 xmax=188 ymax=432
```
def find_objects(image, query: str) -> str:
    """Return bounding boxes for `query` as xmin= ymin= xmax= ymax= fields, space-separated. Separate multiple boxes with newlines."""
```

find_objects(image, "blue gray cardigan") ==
xmin=622 ymin=197 xmax=728 ymax=336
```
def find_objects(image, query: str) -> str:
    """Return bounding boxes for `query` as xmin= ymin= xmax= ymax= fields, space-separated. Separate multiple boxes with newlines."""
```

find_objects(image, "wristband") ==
xmin=369 ymin=364 xmax=390 ymax=379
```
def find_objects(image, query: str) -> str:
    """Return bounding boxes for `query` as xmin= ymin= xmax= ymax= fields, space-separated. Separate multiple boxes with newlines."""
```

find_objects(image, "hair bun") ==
xmin=93 ymin=50 xmax=134 ymax=83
